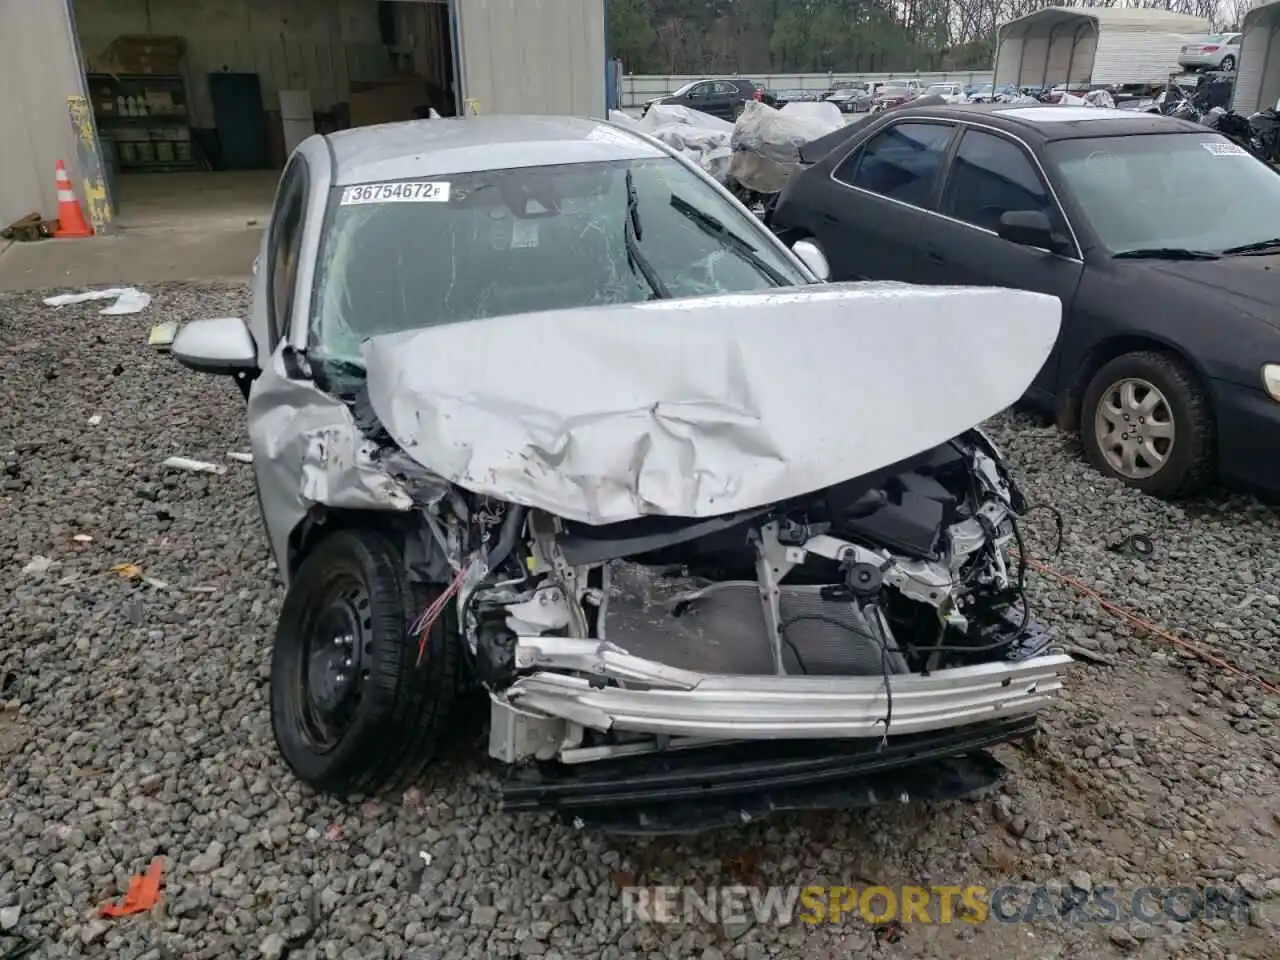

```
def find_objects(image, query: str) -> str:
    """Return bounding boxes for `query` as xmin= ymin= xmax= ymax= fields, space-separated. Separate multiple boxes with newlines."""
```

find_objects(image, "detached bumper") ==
xmin=496 ymin=636 xmax=1070 ymax=743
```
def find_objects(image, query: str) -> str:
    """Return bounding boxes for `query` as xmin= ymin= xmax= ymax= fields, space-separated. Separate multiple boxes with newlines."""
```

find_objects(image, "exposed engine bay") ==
xmin=394 ymin=428 xmax=1064 ymax=770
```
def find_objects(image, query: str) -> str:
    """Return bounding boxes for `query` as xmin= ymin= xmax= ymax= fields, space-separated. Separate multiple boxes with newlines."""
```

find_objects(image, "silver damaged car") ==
xmin=166 ymin=115 xmax=1071 ymax=833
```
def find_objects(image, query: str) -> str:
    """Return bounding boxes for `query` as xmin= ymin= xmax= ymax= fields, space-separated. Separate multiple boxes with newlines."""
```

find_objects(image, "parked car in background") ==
xmin=825 ymin=85 xmax=872 ymax=113
xmin=925 ymin=82 xmax=968 ymax=103
xmin=159 ymin=113 xmax=1073 ymax=832
xmin=871 ymin=81 xmax=921 ymax=112
xmin=970 ymin=84 xmax=1019 ymax=102
xmin=641 ymin=77 xmax=774 ymax=121
xmin=773 ymin=88 xmax=818 ymax=107
xmin=769 ymin=103 xmax=1280 ymax=499
xmin=1178 ymin=33 xmax=1241 ymax=72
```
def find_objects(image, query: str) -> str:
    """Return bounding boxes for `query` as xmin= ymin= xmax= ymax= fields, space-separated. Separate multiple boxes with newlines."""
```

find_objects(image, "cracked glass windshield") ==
xmin=309 ymin=156 xmax=809 ymax=378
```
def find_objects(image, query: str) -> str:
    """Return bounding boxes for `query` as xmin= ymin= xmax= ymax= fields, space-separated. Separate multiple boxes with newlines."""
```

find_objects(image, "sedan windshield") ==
xmin=310 ymin=156 xmax=809 ymax=369
xmin=1048 ymin=133 xmax=1280 ymax=256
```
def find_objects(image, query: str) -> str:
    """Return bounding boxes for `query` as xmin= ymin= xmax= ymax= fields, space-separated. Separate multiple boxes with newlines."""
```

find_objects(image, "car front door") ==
xmin=915 ymin=125 xmax=1085 ymax=401
xmin=820 ymin=119 xmax=957 ymax=282
xmin=682 ymin=81 xmax=730 ymax=119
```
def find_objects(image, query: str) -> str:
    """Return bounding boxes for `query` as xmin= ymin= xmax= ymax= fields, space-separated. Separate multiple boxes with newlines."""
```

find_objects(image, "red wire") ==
xmin=1018 ymin=553 xmax=1280 ymax=697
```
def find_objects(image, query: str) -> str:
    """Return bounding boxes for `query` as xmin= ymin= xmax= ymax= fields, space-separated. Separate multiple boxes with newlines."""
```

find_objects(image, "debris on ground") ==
xmin=98 ymin=857 xmax=164 ymax=918
xmin=43 ymin=287 xmax=152 ymax=315
xmin=226 ymin=451 xmax=254 ymax=463
xmin=161 ymin=455 xmax=226 ymax=475
xmin=148 ymin=320 xmax=179 ymax=350
xmin=1 ymin=212 xmax=56 ymax=243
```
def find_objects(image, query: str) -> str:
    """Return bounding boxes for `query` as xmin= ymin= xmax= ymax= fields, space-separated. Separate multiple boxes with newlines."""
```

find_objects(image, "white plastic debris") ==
xmin=162 ymin=456 xmax=227 ymax=475
xmin=419 ymin=851 xmax=432 ymax=867
xmin=22 ymin=555 xmax=55 ymax=575
xmin=779 ymin=100 xmax=844 ymax=128
xmin=728 ymin=100 xmax=844 ymax=194
xmin=44 ymin=287 xmax=152 ymax=315
xmin=72 ymin=534 xmax=93 ymax=543
xmin=226 ymin=451 xmax=254 ymax=464
xmin=87 ymin=414 xmax=102 ymax=426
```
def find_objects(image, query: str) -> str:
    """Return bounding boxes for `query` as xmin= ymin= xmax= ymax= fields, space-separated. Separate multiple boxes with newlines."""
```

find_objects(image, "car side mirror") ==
xmin=792 ymin=239 xmax=830 ymax=281
xmin=997 ymin=210 xmax=1066 ymax=253
xmin=172 ymin=316 xmax=259 ymax=376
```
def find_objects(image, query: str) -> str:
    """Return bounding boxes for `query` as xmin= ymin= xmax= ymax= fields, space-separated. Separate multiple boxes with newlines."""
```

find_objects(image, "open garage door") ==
xmin=451 ymin=0 xmax=606 ymax=116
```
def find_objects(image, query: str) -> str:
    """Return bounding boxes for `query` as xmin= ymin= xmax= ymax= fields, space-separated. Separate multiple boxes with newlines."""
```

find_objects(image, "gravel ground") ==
xmin=2 ymin=281 xmax=1278 ymax=960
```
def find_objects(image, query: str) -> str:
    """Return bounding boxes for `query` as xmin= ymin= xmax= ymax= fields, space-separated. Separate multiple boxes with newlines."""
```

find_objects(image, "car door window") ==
xmin=267 ymin=158 xmax=308 ymax=346
xmin=833 ymin=122 xmax=954 ymax=208
xmin=711 ymin=81 xmax=738 ymax=96
xmin=687 ymin=83 xmax=713 ymax=99
xmin=940 ymin=129 xmax=1064 ymax=239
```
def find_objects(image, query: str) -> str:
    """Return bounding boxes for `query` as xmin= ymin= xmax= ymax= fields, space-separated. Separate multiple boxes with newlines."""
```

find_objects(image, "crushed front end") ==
xmin=447 ymin=430 xmax=1069 ymax=832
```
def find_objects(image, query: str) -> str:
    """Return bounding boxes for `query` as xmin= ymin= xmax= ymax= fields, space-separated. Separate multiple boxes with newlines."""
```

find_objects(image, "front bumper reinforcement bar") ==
xmin=500 ymin=637 xmax=1071 ymax=741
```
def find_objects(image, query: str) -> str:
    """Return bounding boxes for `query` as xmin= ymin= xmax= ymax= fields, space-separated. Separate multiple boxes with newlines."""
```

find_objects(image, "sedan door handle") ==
xmin=822 ymin=212 xmax=840 ymax=225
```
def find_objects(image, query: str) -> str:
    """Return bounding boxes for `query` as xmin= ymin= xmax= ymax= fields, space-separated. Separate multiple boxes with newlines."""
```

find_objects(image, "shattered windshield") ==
xmin=1048 ymin=133 xmax=1280 ymax=256
xmin=309 ymin=156 xmax=807 ymax=375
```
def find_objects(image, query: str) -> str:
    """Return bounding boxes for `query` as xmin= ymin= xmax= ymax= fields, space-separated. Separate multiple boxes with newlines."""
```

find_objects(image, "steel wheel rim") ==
xmin=1093 ymin=376 xmax=1176 ymax=480
xmin=295 ymin=575 xmax=373 ymax=752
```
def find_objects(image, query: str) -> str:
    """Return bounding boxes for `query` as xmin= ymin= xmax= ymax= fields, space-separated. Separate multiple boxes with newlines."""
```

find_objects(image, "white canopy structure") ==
xmin=994 ymin=7 xmax=1210 ymax=88
xmin=1234 ymin=1 xmax=1280 ymax=114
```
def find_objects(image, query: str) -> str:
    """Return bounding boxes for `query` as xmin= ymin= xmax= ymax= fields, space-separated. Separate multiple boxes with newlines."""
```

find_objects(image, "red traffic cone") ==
xmin=53 ymin=160 xmax=94 ymax=238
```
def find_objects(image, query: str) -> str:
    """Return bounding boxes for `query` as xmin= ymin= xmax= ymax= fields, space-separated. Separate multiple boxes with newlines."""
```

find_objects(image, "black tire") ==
xmin=1080 ymin=351 xmax=1215 ymax=498
xmin=1220 ymin=55 xmax=1236 ymax=72
xmin=270 ymin=527 xmax=460 ymax=796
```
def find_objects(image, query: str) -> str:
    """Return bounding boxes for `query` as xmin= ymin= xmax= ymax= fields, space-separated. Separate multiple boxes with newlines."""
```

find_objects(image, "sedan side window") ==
xmin=833 ymin=122 xmax=954 ymax=208
xmin=940 ymin=130 xmax=1061 ymax=237
xmin=267 ymin=159 xmax=308 ymax=346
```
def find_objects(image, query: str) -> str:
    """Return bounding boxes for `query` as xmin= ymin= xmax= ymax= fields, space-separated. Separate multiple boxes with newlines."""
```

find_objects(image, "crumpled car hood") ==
xmin=361 ymin=283 xmax=1061 ymax=525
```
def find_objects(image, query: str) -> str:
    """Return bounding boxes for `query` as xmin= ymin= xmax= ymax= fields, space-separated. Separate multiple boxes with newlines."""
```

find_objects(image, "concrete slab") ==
xmin=0 ymin=171 xmax=276 ymax=291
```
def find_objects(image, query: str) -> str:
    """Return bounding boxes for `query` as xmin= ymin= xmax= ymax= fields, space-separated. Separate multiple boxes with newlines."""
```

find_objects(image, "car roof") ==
xmin=868 ymin=102 xmax=1209 ymax=142
xmin=324 ymin=115 xmax=665 ymax=185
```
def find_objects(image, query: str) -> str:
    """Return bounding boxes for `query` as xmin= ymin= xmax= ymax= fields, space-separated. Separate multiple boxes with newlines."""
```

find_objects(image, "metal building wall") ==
xmin=0 ymin=0 xmax=88 ymax=228
xmin=1234 ymin=3 xmax=1280 ymax=115
xmin=452 ymin=0 xmax=605 ymax=116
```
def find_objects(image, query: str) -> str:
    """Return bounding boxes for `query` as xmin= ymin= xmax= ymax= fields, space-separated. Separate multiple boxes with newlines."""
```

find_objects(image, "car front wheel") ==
xmin=270 ymin=527 xmax=461 ymax=796
xmin=1080 ymin=351 xmax=1214 ymax=498
xmin=1220 ymin=55 xmax=1236 ymax=71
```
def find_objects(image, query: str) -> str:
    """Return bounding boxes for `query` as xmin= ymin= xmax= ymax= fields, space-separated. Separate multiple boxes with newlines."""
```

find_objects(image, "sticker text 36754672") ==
xmin=340 ymin=181 xmax=452 ymax=205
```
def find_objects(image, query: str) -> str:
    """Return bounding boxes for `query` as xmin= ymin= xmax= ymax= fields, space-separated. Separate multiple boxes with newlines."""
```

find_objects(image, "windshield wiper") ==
xmin=1220 ymin=237 xmax=1280 ymax=256
xmin=1112 ymin=248 xmax=1220 ymax=261
xmin=623 ymin=170 xmax=669 ymax=299
xmin=669 ymin=194 xmax=791 ymax=285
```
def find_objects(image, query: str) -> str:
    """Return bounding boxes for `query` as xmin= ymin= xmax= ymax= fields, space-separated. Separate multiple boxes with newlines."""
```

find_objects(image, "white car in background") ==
xmin=1178 ymin=33 xmax=1241 ymax=72
xmin=925 ymin=82 xmax=968 ymax=103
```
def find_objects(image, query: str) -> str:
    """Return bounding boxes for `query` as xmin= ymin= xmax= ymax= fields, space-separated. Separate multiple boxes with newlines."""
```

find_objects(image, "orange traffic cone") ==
xmin=53 ymin=160 xmax=94 ymax=238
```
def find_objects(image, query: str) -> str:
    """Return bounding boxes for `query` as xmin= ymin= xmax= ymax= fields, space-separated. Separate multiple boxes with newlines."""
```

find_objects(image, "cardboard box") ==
xmin=348 ymin=75 xmax=431 ymax=127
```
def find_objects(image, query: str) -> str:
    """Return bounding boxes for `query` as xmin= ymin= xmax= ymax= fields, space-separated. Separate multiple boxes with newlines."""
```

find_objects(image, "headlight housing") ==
xmin=1265 ymin=364 xmax=1280 ymax=401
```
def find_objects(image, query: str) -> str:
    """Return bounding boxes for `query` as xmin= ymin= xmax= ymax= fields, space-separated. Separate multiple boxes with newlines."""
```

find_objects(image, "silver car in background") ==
xmin=1178 ymin=33 xmax=1241 ymax=72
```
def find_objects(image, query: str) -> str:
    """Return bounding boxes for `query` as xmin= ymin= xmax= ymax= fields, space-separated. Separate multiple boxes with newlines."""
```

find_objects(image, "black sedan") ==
xmin=641 ymin=77 xmax=772 ymax=121
xmin=768 ymin=103 xmax=1280 ymax=499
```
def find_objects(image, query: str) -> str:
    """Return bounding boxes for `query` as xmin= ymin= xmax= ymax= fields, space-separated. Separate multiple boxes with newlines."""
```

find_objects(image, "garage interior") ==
xmin=71 ymin=0 xmax=459 ymax=229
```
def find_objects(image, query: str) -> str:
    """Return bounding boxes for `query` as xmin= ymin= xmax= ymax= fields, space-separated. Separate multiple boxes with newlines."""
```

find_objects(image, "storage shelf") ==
xmin=96 ymin=114 xmax=189 ymax=124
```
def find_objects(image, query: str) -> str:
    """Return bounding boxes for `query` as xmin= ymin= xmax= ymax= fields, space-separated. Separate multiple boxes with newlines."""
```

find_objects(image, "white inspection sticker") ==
xmin=340 ymin=181 xmax=451 ymax=204
xmin=1201 ymin=141 xmax=1248 ymax=157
